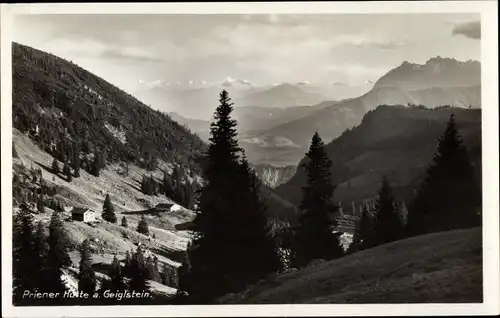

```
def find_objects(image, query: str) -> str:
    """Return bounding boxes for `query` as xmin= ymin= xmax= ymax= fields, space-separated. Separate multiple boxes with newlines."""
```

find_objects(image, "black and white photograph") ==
xmin=1 ymin=2 xmax=498 ymax=317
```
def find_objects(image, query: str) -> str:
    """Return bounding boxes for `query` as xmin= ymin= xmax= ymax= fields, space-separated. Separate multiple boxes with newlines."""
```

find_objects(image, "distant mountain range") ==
xmin=239 ymin=57 xmax=481 ymax=165
xmin=275 ymin=105 xmax=482 ymax=210
xmin=233 ymin=83 xmax=328 ymax=108
xmin=133 ymin=79 xmax=372 ymax=120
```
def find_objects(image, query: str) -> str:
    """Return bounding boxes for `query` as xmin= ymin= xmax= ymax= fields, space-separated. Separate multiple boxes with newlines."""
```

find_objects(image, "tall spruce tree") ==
xmin=63 ymin=161 xmax=70 ymax=179
xmin=163 ymin=170 xmax=174 ymax=197
xmin=372 ymin=177 xmax=403 ymax=246
xmin=129 ymin=247 xmax=148 ymax=293
xmin=33 ymin=221 xmax=49 ymax=290
xmin=102 ymin=194 xmax=117 ymax=223
xmin=46 ymin=211 xmax=71 ymax=296
xmin=36 ymin=195 xmax=45 ymax=214
xmin=78 ymin=239 xmax=96 ymax=295
xmin=123 ymin=250 xmax=132 ymax=277
xmin=293 ymin=132 xmax=343 ymax=268
xmin=187 ymin=90 xmax=280 ymax=303
xmin=108 ymin=254 xmax=125 ymax=291
xmin=12 ymin=206 xmax=38 ymax=304
xmin=406 ymin=113 xmax=481 ymax=236
xmin=91 ymin=154 xmax=100 ymax=177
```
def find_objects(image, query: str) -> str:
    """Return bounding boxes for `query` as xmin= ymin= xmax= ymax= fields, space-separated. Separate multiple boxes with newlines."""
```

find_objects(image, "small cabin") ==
xmin=71 ymin=207 xmax=96 ymax=223
xmin=154 ymin=203 xmax=175 ymax=213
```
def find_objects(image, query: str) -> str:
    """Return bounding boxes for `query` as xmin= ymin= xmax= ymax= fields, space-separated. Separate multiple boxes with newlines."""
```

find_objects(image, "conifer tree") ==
xmin=51 ymin=158 xmax=60 ymax=174
xmin=102 ymin=193 xmax=117 ymax=223
xmin=13 ymin=206 xmax=38 ymax=304
xmin=129 ymin=247 xmax=148 ymax=293
xmin=91 ymin=154 xmax=100 ymax=177
xmin=121 ymin=216 xmax=128 ymax=228
xmin=163 ymin=170 xmax=174 ymax=197
xmin=137 ymin=215 xmax=149 ymax=235
xmin=46 ymin=211 xmax=71 ymax=296
xmin=349 ymin=204 xmax=376 ymax=253
xmin=36 ymin=195 xmax=45 ymax=214
xmin=33 ymin=221 xmax=50 ymax=292
xmin=293 ymin=132 xmax=343 ymax=268
xmin=187 ymin=90 xmax=280 ymax=303
xmin=63 ymin=161 xmax=70 ymax=177
xmin=123 ymin=250 xmax=132 ymax=277
xmin=108 ymin=254 xmax=124 ymax=291
xmin=146 ymin=256 xmax=160 ymax=282
xmin=78 ymin=239 xmax=96 ymax=295
xmin=372 ymin=177 xmax=402 ymax=246
xmin=161 ymin=263 xmax=171 ymax=286
xmin=406 ymin=114 xmax=481 ymax=236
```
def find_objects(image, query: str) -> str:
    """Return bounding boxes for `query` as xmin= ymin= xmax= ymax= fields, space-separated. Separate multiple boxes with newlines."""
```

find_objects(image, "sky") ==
xmin=13 ymin=13 xmax=480 ymax=94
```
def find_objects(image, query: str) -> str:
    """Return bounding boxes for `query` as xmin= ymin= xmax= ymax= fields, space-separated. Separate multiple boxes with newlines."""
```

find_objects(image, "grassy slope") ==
xmin=220 ymin=227 xmax=482 ymax=304
xmin=277 ymin=106 xmax=482 ymax=207
xmin=13 ymin=128 xmax=193 ymax=294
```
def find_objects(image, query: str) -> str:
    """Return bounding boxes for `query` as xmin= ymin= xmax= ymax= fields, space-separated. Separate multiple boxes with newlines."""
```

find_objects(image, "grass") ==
xmin=220 ymin=227 xmax=482 ymax=304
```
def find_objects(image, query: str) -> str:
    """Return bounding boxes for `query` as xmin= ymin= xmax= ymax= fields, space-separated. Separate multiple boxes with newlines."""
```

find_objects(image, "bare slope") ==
xmin=220 ymin=227 xmax=482 ymax=304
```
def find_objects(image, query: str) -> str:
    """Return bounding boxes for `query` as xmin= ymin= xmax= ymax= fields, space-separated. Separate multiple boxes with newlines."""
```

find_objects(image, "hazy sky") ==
xmin=13 ymin=14 xmax=480 ymax=92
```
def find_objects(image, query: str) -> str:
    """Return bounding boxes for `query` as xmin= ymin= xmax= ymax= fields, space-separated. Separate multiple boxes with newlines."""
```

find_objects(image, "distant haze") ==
xmin=13 ymin=14 xmax=480 ymax=118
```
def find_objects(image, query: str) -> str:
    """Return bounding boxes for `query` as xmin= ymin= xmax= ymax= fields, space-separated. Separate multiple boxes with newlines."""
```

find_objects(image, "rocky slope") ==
xmin=252 ymin=164 xmax=297 ymax=188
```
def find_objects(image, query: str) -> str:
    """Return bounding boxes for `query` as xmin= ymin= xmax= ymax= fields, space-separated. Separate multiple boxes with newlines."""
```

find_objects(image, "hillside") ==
xmin=220 ymin=227 xmax=482 ymax=304
xmin=12 ymin=42 xmax=206 ymax=173
xmin=276 ymin=105 xmax=482 ymax=208
xmin=13 ymin=128 xmax=194 ymax=298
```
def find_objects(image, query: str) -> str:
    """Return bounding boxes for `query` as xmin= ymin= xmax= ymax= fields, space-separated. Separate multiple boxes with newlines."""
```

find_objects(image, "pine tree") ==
xmin=102 ymin=194 xmax=117 ymax=223
xmin=12 ymin=206 xmax=38 ymax=304
xmin=78 ymin=239 xmax=96 ymax=295
xmin=46 ymin=211 xmax=71 ymax=296
xmin=145 ymin=256 xmax=160 ymax=282
xmin=161 ymin=263 xmax=171 ymax=286
xmin=372 ymin=177 xmax=403 ymax=246
xmin=163 ymin=170 xmax=174 ymax=197
xmin=108 ymin=254 xmax=124 ymax=291
xmin=33 ymin=221 xmax=49 ymax=290
xmin=293 ymin=132 xmax=343 ymax=268
xmin=406 ymin=114 xmax=481 ymax=236
xmin=349 ymin=204 xmax=376 ymax=253
xmin=123 ymin=250 xmax=132 ymax=277
xmin=51 ymin=158 xmax=59 ymax=174
xmin=91 ymin=154 xmax=100 ymax=177
xmin=187 ymin=90 xmax=280 ymax=303
xmin=129 ymin=247 xmax=148 ymax=293
xmin=63 ymin=161 xmax=70 ymax=177
xmin=36 ymin=195 xmax=45 ymax=214
xmin=121 ymin=216 xmax=128 ymax=228
xmin=137 ymin=215 xmax=149 ymax=235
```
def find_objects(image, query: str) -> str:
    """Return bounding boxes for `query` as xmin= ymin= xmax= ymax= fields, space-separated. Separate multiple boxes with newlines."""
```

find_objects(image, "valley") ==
xmin=10 ymin=39 xmax=483 ymax=306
